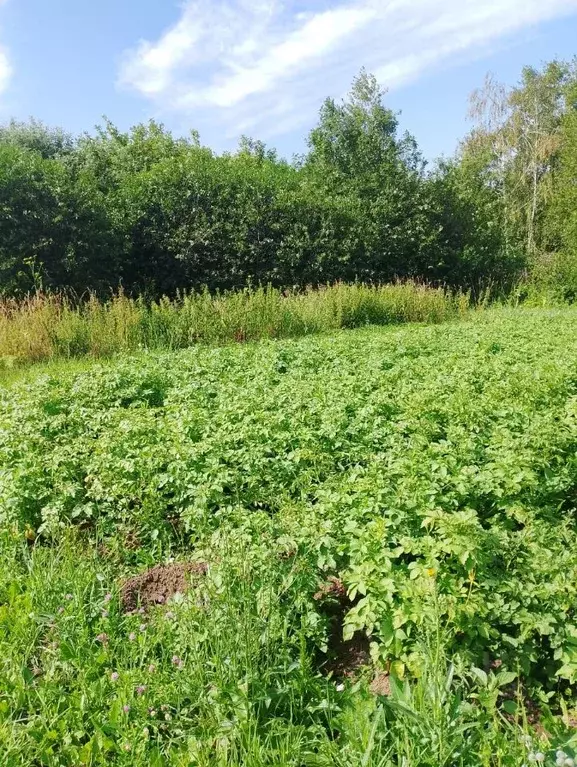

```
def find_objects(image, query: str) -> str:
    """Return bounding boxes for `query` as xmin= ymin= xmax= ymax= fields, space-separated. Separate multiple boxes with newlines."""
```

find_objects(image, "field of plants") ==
xmin=2 ymin=307 xmax=577 ymax=766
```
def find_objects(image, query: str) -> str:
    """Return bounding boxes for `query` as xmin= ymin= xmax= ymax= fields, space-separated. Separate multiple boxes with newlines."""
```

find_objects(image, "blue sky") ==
xmin=0 ymin=0 xmax=576 ymax=162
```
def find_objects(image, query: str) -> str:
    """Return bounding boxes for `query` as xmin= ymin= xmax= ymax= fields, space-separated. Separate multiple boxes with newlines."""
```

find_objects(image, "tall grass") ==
xmin=0 ymin=282 xmax=470 ymax=367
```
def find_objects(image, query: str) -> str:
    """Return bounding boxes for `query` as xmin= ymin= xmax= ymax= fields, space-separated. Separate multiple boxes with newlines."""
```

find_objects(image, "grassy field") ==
xmin=2 ymin=308 xmax=577 ymax=766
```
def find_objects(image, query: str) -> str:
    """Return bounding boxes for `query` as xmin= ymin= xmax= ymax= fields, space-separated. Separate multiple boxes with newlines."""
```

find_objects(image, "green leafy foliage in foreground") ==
xmin=2 ymin=309 xmax=577 ymax=764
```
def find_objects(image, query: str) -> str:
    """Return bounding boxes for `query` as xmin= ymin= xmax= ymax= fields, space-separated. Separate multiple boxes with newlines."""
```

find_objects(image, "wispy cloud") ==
xmin=0 ymin=0 xmax=11 ymax=97
xmin=0 ymin=48 xmax=10 ymax=95
xmin=118 ymin=0 xmax=577 ymax=142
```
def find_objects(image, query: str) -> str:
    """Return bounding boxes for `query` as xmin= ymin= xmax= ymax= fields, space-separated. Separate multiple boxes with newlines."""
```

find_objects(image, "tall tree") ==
xmin=306 ymin=69 xmax=422 ymax=195
xmin=304 ymin=70 xmax=434 ymax=282
xmin=464 ymin=61 xmax=575 ymax=259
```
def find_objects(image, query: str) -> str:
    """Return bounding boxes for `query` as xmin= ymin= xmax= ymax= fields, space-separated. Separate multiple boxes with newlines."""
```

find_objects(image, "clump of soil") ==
xmin=120 ymin=562 xmax=207 ymax=613
xmin=313 ymin=576 xmax=348 ymax=604
xmin=369 ymin=672 xmax=391 ymax=697
xmin=327 ymin=632 xmax=372 ymax=678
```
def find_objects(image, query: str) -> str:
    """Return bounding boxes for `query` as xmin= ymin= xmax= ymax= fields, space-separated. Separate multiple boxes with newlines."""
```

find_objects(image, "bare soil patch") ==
xmin=120 ymin=562 xmax=207 ymax=613
xmin=314 ymin=576 xmax=371 ymax=678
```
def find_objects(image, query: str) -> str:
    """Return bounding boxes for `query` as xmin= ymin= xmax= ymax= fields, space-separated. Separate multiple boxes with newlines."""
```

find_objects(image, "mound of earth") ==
xmin=120 ymin=562 xmax=207 ymax=613
xmin=369 ymin=672 xmax=391 ymax=697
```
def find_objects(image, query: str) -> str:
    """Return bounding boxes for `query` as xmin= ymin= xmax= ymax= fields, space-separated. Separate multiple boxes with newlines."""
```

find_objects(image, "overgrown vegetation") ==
xmin=2 ymin=310 xmax=577 ymax=764
xmin=0 ymin=283 xmax=469 ymax=367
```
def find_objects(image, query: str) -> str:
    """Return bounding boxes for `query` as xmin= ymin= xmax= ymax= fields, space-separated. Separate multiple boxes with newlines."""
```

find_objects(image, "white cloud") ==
xmin=0 ymin=47 xmax=10 ymax=94
xmin=118 ymin=0 xmax=577 ymax=143
xmin=0 ymin=0 xmax=11 ymax=97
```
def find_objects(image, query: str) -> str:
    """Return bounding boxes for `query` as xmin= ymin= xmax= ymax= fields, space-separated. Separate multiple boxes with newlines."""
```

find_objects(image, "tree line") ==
xmin=0 ymin=62 xmax=576 ymax=299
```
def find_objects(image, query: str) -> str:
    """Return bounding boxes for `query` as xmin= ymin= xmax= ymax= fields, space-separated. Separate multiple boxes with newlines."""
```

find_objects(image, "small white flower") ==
xmin=565 ymin=759 xmax=575 ymax=767
xmin=335 ymin=683 xmax=345 ymax=692
xmin=534 ymin=754 xmax=545 ymax=764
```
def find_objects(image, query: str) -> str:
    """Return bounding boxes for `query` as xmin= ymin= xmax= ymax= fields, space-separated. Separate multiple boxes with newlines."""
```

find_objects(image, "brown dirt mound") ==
xmin=120 ymin=562 xmax=207 ymax=613
xmin=313 ymin=576 xmax=348 ymax=604
xmin=370 ymin=672 xmax=391 ymax=697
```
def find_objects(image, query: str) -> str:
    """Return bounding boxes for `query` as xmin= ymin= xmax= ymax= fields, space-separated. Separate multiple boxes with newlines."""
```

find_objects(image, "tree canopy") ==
xmin=0 ymin=63 xmax=576 ymax=298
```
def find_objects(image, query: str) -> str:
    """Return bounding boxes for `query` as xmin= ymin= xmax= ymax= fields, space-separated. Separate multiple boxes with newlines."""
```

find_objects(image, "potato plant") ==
xmin=2 ymin=308 xmax=577 ymax=764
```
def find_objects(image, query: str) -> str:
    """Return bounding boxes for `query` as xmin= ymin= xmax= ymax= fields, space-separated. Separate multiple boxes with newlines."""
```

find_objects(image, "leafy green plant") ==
xmin=2 ymin=308 xmax=577 ymax=763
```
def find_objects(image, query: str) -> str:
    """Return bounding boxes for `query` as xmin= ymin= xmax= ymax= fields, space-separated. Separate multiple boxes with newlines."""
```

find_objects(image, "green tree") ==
xmin=0 ymin=118 xmax=74 ymax=159
xmin=0 ymin=144 xmax=117 ymax=295
xmin=465 ymin=61 xmax=576 ymax=259
xmin=305 ymin=70 xmax=457 ymax=283
xmin=306 ymin=69 xmax=422 ymax=193
xmin=539 ymin=79 xmax=577 ymax=296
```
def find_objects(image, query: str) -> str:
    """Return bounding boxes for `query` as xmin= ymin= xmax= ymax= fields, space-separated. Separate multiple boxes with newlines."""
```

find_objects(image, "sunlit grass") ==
xmin=0 ymin=282 xmax=469 ymax=369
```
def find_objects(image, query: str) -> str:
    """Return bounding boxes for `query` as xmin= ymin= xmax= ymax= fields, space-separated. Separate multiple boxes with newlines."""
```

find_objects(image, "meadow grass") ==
xmin=0 ymin=528 xmax=562 ymax=767
xmin=0 ymin=282 xmax=469 ymax=368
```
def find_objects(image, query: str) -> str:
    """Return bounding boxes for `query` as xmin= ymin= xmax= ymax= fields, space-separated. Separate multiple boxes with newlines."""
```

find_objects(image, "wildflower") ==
xmin=57 ymin=606 xmax=65 ymax=615
xmin=122 ymin=743 xmax=131 ymax=752
xmin=110 ymin=672 xmax=119 ymax=682
xmin=535 ymin=755 xmax=545 ymax=764
xmin=129 ymin=632 xmax=136 ymax=642
xmin=123 ymin=704 xmax=131 ymax=713
xmin=565 ymin=759 xmax=575 ymax=767
xmin=65 ymin=593 xmax=73 ymax=601
xmin=104 ymin=593 xmax=112 ymax=603
xmin=148 ymin=708 xmax=157 ymax=717
xmin=142 ymin=727 xmax=150 ymax=738
xmin=335 ymin=683 xmax=345 ymax=692
xmin=136 ymin=685 xmax=147 ymax=696
xmin=165 ymin=611 xmax=175 ymax=621
xmin=165 ymin=713 xmax=172 ymax=721
xmin=95 ymin=633 xmax=109 ymax=645
xmin=148 ymin=663 xmax=156 ymax=674
xmin=171 ymin=655 xmax=184 ymax=669
xmin=139 ymin=623 xmax=147 ymax=632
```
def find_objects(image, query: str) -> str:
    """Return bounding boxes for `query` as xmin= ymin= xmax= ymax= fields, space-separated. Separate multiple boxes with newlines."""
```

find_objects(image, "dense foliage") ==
xmin=2 ymin=309 xmax=577 ymax=764
xmin=0 ymin=69 xmax=544 ymax=298
xmin=2 ymin=60 xmax=576 ymax=300
xmin=2 ymin=310 xmax=577 ymax=682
